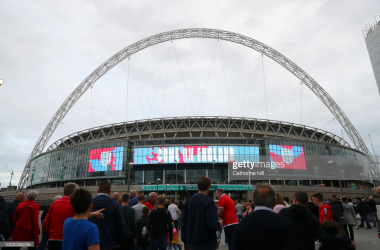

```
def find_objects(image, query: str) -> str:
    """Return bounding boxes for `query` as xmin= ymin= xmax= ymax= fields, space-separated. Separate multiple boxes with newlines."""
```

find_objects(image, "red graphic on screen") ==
xmin=269 ymin=145 xmax=306 ymax=170
xmin=88 ymin=147 xmax=117 ymax=172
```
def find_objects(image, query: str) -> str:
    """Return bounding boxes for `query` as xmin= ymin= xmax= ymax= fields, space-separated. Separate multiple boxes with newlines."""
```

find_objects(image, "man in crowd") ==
xmin=279 ymin=191 xmax=351 ymax=250
xmin=147 ymin=195 xmax=173 ymax=249
xmin=6 ymin=192 xmax=25 ymax=233
xmin=216 ymin=189 xmax=238 ymax=250
xmin=168 ymin=200 xmax=180 ymax=231
xmin=43 ymin=182 xmax=79 ymax=249
xmin=367 ymin=196 xmax=379 ymax=227
xmin=136 ymin=206 xmax=150 ymax=250
xmin=341 ymin=197 xmax=357 ymax=241
xmin=89 ymin=181 xmax=124 ymax=250
xmin=120 ymin=193 xmax=137 ymax=250
xmin=112 ymin=192 xmax=121 ymax=204
xmin=133 ymin=195 xmax=148 ymax=221
xmin=356 ymin=197 xmax=371 ymax=229
xmin=311 ymin=193 xmax=333 ymax=223
xmin=235 ymin=200 xmax=244 ymax=221
xmin=39 ymin=195 xmax=62 ymax=250
xmin=128 ymin=190 xmax=138 ymax=206
xmin=182 ymin=176 xmax=222 ymax=250
xmin=144 ymin=192 xmax=157 ymax=211
xmin=307 ymin=196 xmax=319 ymax=219
xmin=232 ymin=183 xmax=297 ymax=250
xmin=328 ymin=195 xmax=345 ymax=236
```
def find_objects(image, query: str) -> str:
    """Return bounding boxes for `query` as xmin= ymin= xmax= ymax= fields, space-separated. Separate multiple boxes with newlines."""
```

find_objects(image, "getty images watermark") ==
xmin=0 ymin=242 xmax=34 ymax=247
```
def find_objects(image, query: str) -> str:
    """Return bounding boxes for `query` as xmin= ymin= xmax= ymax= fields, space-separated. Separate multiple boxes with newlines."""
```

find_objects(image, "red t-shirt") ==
xmin=218 ymin=194 xmax=239 ymax=227
xmin=144 ymin=200 xmax=156 ymax=211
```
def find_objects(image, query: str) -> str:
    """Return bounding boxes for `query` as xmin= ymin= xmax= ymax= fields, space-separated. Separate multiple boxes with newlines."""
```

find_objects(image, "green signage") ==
xmin=141 ymin=184 xmax=253 ymax=191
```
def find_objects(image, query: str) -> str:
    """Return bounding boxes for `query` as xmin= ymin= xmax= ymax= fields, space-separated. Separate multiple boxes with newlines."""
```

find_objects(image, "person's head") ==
xmin=293 ymin=191 xmax=308 ymax=206
xmin=244 ymin=203 xmax=251 ymax=210
xmin=198 ymin=176 xmax=211 ymax=193
xmin=171 ymin=199 xmax=175 ymax=204
xmin=137 ymin=191 xmax=144 ymax=197
xmin=369 ymin=196 xmax=374 ymax=200
xmin=137 ymin=195 xmax=145 ymax=204
xmin=15 ymin=192 xmax=25 ymax=201
xmin=64 ymin=182 xmax=79 ymax=196
xmin=142 ymin=206 xmax=149 ymax=216
xmin=54 ymin=195 xmax=62 ymax=201
xmin=341 ymin=197 xmax=348 ymax=203
xmin=236 ymin=200 xmax=240 ymax=204
xmin=376 ymin=187 xmax=380 ymax=199
xmin=283 ymin=197 xmax=290 ymax=203
xmin=98 ymin=181 xmax=111 ymax=195
xmin=130 ymin=190 xmax=137 ymax=197
xmin=216 ymin=188 xmax=225 ymax=199
xmin=149 ymin=192 xmax=157 ymax=203
xmin=311 ymin=192 xmax=323 ymax=206
xmin=253 ymin=183 xmax=276 ymax=209
xmin=70 ymin=188 xmax=93 ymax=216
xmin=165 ymin=199 xmax=169 ymax=204
xmin=348 ymin=198 xmax=352 ymax=203
xmin=179 ymin=201 xmax=184 ymax=206
xmin=322 ymin=220 xmax=340 ymax=236
xmin=121 ymin=193 xmax=130 ymax=205
xmin=26 ymin=191 xmax=38 ymax=200
xmin=112 ymin=192 xmax=120 ymax=201
xmin=275 ymin=193 xmax=285 ymax=206
xmin=357 ymin=197 xmax=362 ymax=202
xmin=248 ymin=200 xmax=252 ymax=203
xmin=331 ymin=194 xmax=337 ymax=200
xmin=156 ymin=195 xmax=166 ymax=207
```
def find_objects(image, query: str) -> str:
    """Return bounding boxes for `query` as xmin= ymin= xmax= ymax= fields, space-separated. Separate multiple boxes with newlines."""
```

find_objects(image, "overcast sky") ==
xmin=1 ymin=0 xmax=380 ymax=188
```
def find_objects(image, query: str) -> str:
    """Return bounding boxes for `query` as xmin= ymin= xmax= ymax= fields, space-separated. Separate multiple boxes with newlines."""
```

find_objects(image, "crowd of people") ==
xmin=0 ymin=177 xmax=379 ymax=250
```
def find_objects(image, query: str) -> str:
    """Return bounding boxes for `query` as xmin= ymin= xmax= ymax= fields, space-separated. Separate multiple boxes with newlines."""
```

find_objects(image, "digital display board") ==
xmin=88 ymin=147 xmax=124 ymax=172
xmin=269 ymin=145 xmax=306 ymax=170
xmin=133 ymin=146 xmax=260 ymax=164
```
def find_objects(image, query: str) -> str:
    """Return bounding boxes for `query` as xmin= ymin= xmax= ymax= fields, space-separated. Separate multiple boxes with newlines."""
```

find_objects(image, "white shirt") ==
xmin=168 ymin=204 xmax=179 ymax=220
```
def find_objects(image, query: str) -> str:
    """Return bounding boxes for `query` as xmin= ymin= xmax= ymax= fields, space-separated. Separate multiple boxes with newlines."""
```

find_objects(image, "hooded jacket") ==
xmin=342 ymin=203 xmax=357 ymax=226
xmin=328 ymin=200 xmax=344 ymax=221
xmin=279 ymin=204 xmax=350 ymax=250
xmin=318 ymin=204 xmax=334 ymax=224
xmin=88 ymin=194 xmax=124 ymax=250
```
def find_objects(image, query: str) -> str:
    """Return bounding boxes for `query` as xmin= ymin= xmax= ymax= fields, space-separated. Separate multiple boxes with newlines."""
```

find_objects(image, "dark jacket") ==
xmin=88 ymin=194 xmax=124 ymax=250
xmin=319 ymin=242 xmax=355 ymax=250
xmin=128 ymin=196 xmax=137 ymax=207
xmin=279 ymin=204 xmax=351 ymax=250
xmin=0 ymin=197 xmax=11 ymax=239
xmin=368 ymin=199 xmax=377 ymax=212
xmin=136 ymin=215 xmax=150 ymax=246
xmin=307 ymin=202 xmax=319 ymax=219
xmin=232 ymin=209 xmax=297 ymax=250
xmin=121 ymin=205 xmax=137 ymax=238
xmin=328 ymin=200 xmax=344 ymax=221
xmin=6 ymin=200 xmax=22 ymax=233
xmin=40 ymin=204 xmax=50 ymax=232
xmin=147 ymin=208 xmax=173 ymax=241
xmin=182 ymin=193 xmax=221 ymax=249
xmin=357 ymin=201 xmax=368 ymax=215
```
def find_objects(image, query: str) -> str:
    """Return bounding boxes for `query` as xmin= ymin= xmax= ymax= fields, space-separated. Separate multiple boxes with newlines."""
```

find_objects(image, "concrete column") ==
xmin=206 ymin=169 xmax=208 ymax=177
xmin=213 ymin=191 xmax=216 ymax=200
xmin=163 ymin=170 xmax=165 ymax=184
xmin=184 ymin=169 xmax=187 ymax=183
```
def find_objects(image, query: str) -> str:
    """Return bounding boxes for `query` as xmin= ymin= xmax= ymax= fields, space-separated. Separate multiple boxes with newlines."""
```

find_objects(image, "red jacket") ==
xmin=42 ymin=195 xmax=74 ymax=240
xmin=144 ymin=200 xmax=156 ymax=211
xmin=11 ymin=200 xmax=40 ymax=246
xmin=318 ymin=204 xmax=333 ymax=224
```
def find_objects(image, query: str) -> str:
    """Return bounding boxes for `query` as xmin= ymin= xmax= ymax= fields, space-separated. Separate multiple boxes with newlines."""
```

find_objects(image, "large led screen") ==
xmin=88 ymin=147 xmax=124 ymax=172
xmin=133 ymin=146 xmax=259 ymax=164
xmin=269 ymin=145 xmax=306 ymax=170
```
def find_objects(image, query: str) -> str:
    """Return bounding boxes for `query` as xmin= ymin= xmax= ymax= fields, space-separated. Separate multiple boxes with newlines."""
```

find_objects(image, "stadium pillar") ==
xmin=128 ymin=162 xmax=133 ymax=192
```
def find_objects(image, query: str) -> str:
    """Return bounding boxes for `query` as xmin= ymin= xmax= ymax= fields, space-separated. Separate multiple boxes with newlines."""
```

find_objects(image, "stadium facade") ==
xmin=25 ymin=117 xmax=373 ymax=201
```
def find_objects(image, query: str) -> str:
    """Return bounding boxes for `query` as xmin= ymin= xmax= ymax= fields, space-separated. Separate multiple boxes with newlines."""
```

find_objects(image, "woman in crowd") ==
xmin=273 ymin=193 xmax=286 ymax=213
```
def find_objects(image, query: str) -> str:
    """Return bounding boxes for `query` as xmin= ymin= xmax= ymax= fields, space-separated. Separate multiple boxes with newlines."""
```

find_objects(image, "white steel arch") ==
xmin=18 ymin=28 xmax=378 ymax=189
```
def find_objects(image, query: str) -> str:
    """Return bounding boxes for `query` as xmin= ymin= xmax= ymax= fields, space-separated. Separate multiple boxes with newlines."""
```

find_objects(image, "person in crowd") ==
xmin=147 ymin=195 xmax=173 ymax=250
xmin=235 ymin=200 xmax=244 ymax=221
xmin=112 ymin=192 xmax=121 ymax=204
xmin=39 ymin=195 xmax=61 ymax=250
xmin=231 ymin=183 xmax=297 ymax=250
xmin=133 ymin=195 xmax=148 ymax=220
xmin=182 ymin=176 xmax=222 ymax=250
xmin=144 ymin=192 xmax=157 ymax=211
xmin=307 ymin=196 xmax=319 ymax=219
xmin=328 ymin=195 xmax=345 ymax=236
xmin=178 ymin=201 xmax=184 ymax=212
xmin=7 ymin=192 xmax=25 ymax=234
xmin=283 ymin=196 xmax=291 ymax=207
xmin=216 ymin=189 xmax=239 ymax=250
xmin=319 ymin=221 xmax=356 ymax=250
xmin=62 ymin=188 xmax=100 ymax=250
xmin=0 ymin=195 xmax=11 ymax=241
xmin=367 ymin=196 xmax=379 ymax=227
xmin=243 ymin=202 xmax=252 ymax=217
xmin=136 ymin=206 xmax=150 ymax=250
xmin=88 ymin=181 xmax=124 ymax=250
xmin=164 ymin=199 xmax=170 ymax=210
xmin=356 ymin=197 xmax=371 ymax=229
xmin=120 ymin=193 xmax=137 ymax=250
xmin=168 ymin=200 xmax=180 ymax=231
xmin=341 ymin=197 xmax=357 ymax=241
xmin=12 ymin=191 xmax=40 ymax=249
xmin=311 ymin=193 xmax=333 ymax=223
xmin=168 ymin=216 xmax=180 ymax=250
xmin=177 ymin=207 xmax=182 ymax=232
xmin=273 ymin=193 xmax=286 ymax=213
xmin=279 ymin=191 xmax=351 ymax=250
xmin=128 ymin=190 xmax=138 ymax=207
xmin=43 ymin=182 xmax=79 ymax=249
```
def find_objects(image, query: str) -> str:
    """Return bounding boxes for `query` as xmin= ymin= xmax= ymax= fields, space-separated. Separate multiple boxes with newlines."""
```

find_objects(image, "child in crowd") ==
xmin=319 ymin=221 xmax=355 ymax=250
xmin=62 ymin=188 xmax=100 ymax=250
xmin=136 ymin=206 xmax=150 ymax=250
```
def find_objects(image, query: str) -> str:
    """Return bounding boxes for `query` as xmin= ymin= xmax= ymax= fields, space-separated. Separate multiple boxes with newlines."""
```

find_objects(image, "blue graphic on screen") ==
xmin=88 ymin=147 xmax=124 ymax=172
xmin=133 ymin=145 xmax=259 ymax=164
